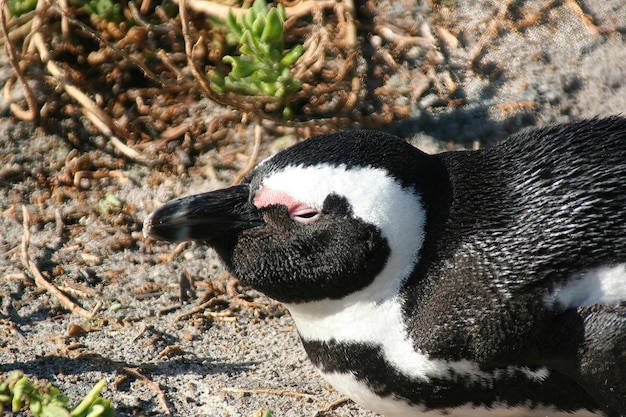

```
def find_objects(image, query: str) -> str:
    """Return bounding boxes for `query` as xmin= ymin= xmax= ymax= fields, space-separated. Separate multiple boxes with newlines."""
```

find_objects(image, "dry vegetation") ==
xmin=0 ymin=0 xmax=466 ymax=166
xmin=2 ymin=0 xmax=614 ymax=166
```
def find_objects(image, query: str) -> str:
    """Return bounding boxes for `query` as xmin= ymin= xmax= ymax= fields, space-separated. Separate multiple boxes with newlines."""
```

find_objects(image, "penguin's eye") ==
xmin=253 ymin=188 xmax=321 ymax=224
xmin=289 ymin=205 xmax=321 ymax=224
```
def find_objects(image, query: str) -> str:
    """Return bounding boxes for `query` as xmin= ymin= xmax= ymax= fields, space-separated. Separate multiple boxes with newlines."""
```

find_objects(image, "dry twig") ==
xmin=179 ymin=0 xmax=338 ymax=21
xmin=166 ymin=241 xmax=189 ymax=263
xmin=564 ymin=0 xmax=616 ymax=34
xmin=0 ymin=318 xmax=27 ymax=343
xmin=222 ymin=387 xmax=320 ymax=402
xmin=314 ymin=397 xmax=352 ymax=416
xmin=179 ymin=0 xmax=212 ymax=94
xmin=121 ymin=367 xmax=172 ymax=415
xmin=231 ymin=124 xmax=263 ymax=185
xmin=30 ymin=32 xmax=146 ymax=162
xmin=47 ymin=0 xmax=164 ymax=86
xmin=468 ymin=0 xmax=513 ymax=69
xmin=173 ymin=299 xmax=235 ymax=322
xmin=21 ymin=206 xmax=94 ymax=319
xmin=0 ymin=0 xmax=39 ymax=121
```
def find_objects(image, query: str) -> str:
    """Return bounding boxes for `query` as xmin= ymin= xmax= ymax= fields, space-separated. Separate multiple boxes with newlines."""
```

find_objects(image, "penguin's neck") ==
xmin=283 ymin=251 xmax=421 ymax=372
xmin=284 ymin=283 xmax=404 ymax=345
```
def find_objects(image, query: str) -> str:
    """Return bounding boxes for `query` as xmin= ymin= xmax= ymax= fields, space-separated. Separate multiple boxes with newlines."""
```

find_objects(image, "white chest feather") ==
xmin=321 ymin=372 xmax=602 ymax=417
xmin=287 ymin=295 xmax=453 ymax=381
xmin=545 ymin=263 xmax=626 ymax=308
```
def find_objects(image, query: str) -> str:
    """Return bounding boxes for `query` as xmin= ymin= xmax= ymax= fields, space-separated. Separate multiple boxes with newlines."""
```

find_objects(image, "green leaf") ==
xmin=7 ymin=0 xmax=38 ymax=17
xmin=0 ymin=374 xmax=113 ymax=417
xmin=40 ymin=404 xmax=72 ymax=417
xmin=79 ymin=0 xmax=122 ymax=23
xmin=209 ymin=72 xmax=226 ymax=93
xmin=226 ymin=10 xmax=243 ymax=40
xmin=84 ymin=401 xmax=116 ymax=417
xmin=12 ymin=376 xmax=28 ymax=412
xmin=252 ymin=13 xmax=266 ymax=38
xmin=251 ymin=0 xmax=268 ymax=17
xmin=261 ymin=8 xmax=284 ymax=44
xmin=224 ymin=56 xmax=261 ymax=78
xmin=259 ymin=81 xmax=278 ymax=96
xmin=29 ymin=398 xmax=43 ymax=415
xmin=240 ymin=30 xmax=271 ymax=61
xmin=239 ymin=30 xmax=256 ymax=55
xmin=280 ymin=44 xmax=304 ymax=66
xmin=244 ymin=5 xmax=256 ymax=31
xmin=70 ymin=380 xmax=107 ymax=417
xmin=223 ymin=77 xmax=249 ymax=94
xmin=277 ymin=3 xmax=286 ymax=20
xmin=282 ymin=105 xmax=293 ymax=119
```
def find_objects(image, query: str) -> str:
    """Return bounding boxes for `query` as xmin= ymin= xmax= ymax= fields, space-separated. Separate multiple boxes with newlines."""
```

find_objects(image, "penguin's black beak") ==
xmin=143 ymin=184 xmax=264 ymax=243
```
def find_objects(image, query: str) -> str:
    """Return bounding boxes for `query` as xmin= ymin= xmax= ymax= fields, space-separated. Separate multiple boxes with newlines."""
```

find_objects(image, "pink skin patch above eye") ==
xmin=254 ymin=188 xmax=321 ymax=224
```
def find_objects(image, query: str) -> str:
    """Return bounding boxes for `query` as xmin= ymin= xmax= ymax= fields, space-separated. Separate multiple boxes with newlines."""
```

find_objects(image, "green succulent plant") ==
xmin=7 ymin=0 xmax=37 ymax=17
xmin=211 ymin=0 xmax=304 ymax=119
xmin=8 ymin=0 xmax=121 ymax=22
xmin=0 ymin=372 xmax=115 ymax=417
xmin=73 ymin=0 xmax=122 ymax=23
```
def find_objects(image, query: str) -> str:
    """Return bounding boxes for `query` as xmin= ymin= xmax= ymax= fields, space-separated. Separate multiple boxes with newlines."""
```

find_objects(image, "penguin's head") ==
xmin=144 ymin=130 xmax=451 ymax=304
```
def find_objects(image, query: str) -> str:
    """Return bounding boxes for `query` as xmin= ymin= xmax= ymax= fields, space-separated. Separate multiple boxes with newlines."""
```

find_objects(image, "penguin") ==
xmin=144 ymin=116 xmax=626 ymax=417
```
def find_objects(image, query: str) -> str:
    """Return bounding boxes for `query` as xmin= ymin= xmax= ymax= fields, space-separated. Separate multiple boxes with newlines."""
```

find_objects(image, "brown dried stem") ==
xmin=121 ymin=368 xmax=172 ymax=415
xmin=179 ymin=0 xmax=212 ymax=94
xmin=564 ymin=0 xmax=616 ymax=34
xmin=468 ymin=0 xmax=513 ymax=70
xmin=21 ymin=206 xmax=95 ymax=319
xmin=221 ymin=387 xmax=320 ymax=402
xmin=0 ymin=0 xmax=39 ymax=121
xmin=314 ymin=397 xmax=352 ymax=416
xmin=179 ymin=0 xmax=339 ymax=21
xmin=47 ymin=0 xmax=164 ymax=86
xmin=30 ymin=32 xmax=147 ymax=162
xmin=231 ymin=123 xmax=262 ymax=185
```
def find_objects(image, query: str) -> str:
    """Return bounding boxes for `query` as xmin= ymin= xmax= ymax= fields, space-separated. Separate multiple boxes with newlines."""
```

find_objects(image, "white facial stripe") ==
xmin=259 ymin=163 xmax=439 ymax=379
xmin=257 ymin=163 xmax=426 ymax=300
xmin=545 ymin=263 xmax=626 ymax=308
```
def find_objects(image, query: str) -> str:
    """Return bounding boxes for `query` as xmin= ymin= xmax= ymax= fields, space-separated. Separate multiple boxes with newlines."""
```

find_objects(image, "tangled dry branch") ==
xmin=0 ymin=0 xmax=472 ymax=166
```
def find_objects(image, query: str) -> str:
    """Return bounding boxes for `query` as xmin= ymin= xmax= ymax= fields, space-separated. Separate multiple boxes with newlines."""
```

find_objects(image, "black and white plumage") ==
xmin=144 ymin=117 xmax=626 ymax=417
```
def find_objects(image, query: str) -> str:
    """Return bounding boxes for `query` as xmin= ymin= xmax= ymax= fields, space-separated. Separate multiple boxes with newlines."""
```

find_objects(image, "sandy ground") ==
xmin=0 ymin=1 xmax=625 ymax=416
